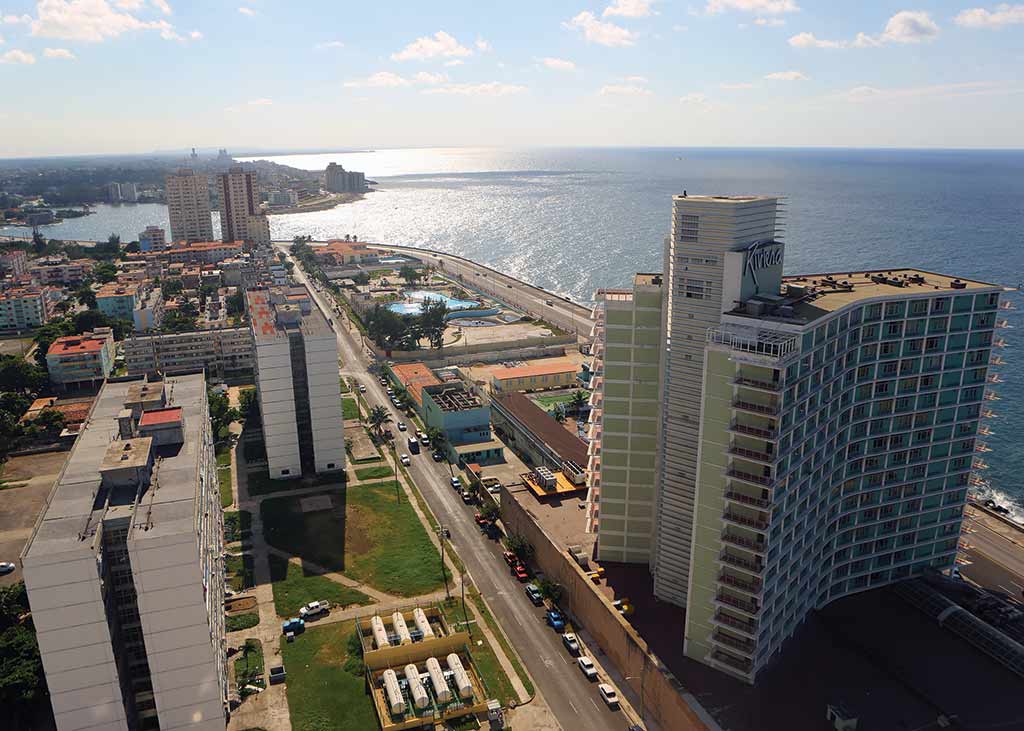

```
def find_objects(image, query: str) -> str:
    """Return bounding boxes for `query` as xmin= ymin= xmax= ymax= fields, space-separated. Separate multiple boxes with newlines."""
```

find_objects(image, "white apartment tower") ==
xmin=22 ymin=374 xmax=227 ymax=730
xmin=165 ymin=169 xmax=214 ymax=244
xmin=218 ymin=166 xmax=271 ymax=248
xmin=247 ymin=286 xmax=345 ymax=478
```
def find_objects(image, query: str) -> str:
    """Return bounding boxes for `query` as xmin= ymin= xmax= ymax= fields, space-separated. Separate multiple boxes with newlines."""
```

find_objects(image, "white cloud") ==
xmin=115 ymin=0 xmax=142 ymax=9
xmin=624 ymin=74 xmax=648 ymax=83
xmin=679 ymin=92 xmax=710 ymax=105
xmin=706 ymin=0 xmax=798 ymax=14
xmin=603 ymin=0 xmax=655 ymax=18
xmin=43 ymin=46 xmax=75 ymax=58
xmin=672 ymin=23 xmax=688 ymax=31
xmin=422 ymin=81 xmax=526 ymax=96
xmin=754 ymin=17 xmax=785 ymax=26
xmin=0 ymin=48 xmax=35 ymax=63
xmin=721 ymin=82 xmax=756 ymax=89
xmin=541 ymin=57 xmax=577 ymax=71
xmin=152 ymin=0 xmax=171 ymax=14
xmin=564 ymin=11 xmax=637 ymax=46
xmin=3 ymin=13 xmax=32 ymax=24
xmin=238 ymin=6 xmax=255 ymax=16
xmin=314 ymin=40 xmax=344 ymax=50
xmin=956 ymin=4 xmax=1024 ymax=28
xmin=413 ymin=71 xmax=447 ymax=84
xmin=475 ymin=37 xmax=491 ymax=51
xmin=189 ymin=29 xmax=201 ymax=39
xmin=599 ymin=83 xmax=652 ymax=96
xmin=30 ymin=0 xmax=186 ymax=41
xmin=838 ymin=80 xmax=1007 ymax=103
xmin=789 ymin=11 xmax=938 ymax=49
xmin=765 ymin=70 xmax=807 ymax=80
xmin=391 ymin=30 xmax=472 ymax=61
xmin=247 ymin=98 xmax=272 ymax=105
xmin=443 ymin=59 xmax=464 ymax=67
xmin=344 ymin=71 xmax=411 ymax=88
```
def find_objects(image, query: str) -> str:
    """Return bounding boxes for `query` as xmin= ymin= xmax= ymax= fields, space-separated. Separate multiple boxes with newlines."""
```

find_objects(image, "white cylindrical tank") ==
xmin=404 ymin=664 xmax=429 ymax=709
xmin=447 ymin=653 xmax=473 ymax=699
xmin=370 ymin=615 xmax=390 ymax=648
xmin=392 ymin=611 xmax=412 ymax=645
xmin=382 ymin=669 xmax=406 ymax=715
xmin=413 ymin=607 xmax=435 ymax=639
xmin=426 ymin=657 xmax=452 ymax=703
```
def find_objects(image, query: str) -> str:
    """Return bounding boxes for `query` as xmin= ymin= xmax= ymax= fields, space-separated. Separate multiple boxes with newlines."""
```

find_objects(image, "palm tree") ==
xmin=569 ymin=389 xmax=589 ymax=415
xmin=368 ymin=405 xmax=390 ymax=439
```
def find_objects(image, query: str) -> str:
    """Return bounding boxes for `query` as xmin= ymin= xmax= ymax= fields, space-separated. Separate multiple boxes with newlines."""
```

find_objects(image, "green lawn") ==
xmin=246 ymin=469 xmax=346 ymax=497
xmin=234 ymin=638 xmax=265 ymax=691
xmin=354 ymin=465 xmax=393 ymax=481
xmin=226 ymin=612 xmax=260 ymax=633
xmin=280 ymin=620 xmax=377 ymax=731
xmin=261 ymin=482 xmax=448 ymax=596
xmin=224 ymin=510 xmax=252 ymax=543
xmin=226 ymin=554 xmax=255 ymax=592
xmin=438 ymin=598 xmax=517 ymax=706
xmin=268 ymin=554 xmax=373 ymax=617
xmin=342 ymin=397 xmax=359 ymax=420
xmin=532 ymin=390 xmax=589 ymax=412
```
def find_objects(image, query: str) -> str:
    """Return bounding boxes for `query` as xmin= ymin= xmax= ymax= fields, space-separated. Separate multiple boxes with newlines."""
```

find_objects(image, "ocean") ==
xmin=3 ymin=146 xmax=1023 ymax=513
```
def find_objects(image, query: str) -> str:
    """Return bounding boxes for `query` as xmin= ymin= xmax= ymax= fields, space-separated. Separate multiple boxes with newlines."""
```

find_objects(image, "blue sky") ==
xmin=0 ymin=0 xmax=1022 ymax=156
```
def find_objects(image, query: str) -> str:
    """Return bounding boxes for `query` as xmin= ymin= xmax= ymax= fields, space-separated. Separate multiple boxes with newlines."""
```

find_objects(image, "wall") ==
xmin=500 ymin=490 xmax=711 ymax=731
xmin=366 ymin=334 xmax=573 ymax=366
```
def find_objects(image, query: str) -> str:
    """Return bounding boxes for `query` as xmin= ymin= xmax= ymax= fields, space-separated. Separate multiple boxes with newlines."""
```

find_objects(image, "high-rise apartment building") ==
xmin=217 ymin=166 xmax=271 ymax=248
xmin=22 ymin=374 xmax=227 ymax=730
xmin=585 ymin=274 xmax=664 ymax=564
xmin=591 ymin=194 xmax=1007 ymax=685
xmin=138 ymin=226 xmax=166 ymax=252
xmin=324 ymin=162 xmax=366 ymax=194
xmin=165 ymin=169 xmax=214 ymax=244
xmin=247 ymin=286 xmax=345 ymax=478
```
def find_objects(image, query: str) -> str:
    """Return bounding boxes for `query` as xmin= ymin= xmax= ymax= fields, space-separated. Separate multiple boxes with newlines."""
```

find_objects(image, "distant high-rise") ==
xmin=106 ymin=182 xmax=122 ymax=204
xmin=138 ymin=225 xmax=166 ymax=252
xmin=165 ymin=168 xmax=214 ymax=243
xmin=217 ymin=166 xmax=270 ymax=248
xmin=324 ymin=162 xmax=366 ymax=194
xmin=120 ymin=182 xmax=138 ymax=203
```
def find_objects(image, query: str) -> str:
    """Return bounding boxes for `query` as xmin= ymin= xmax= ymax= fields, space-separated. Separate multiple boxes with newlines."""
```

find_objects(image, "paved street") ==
xmin=961 ymin=504 xmax=1024 ymax=598
xmin=283 ymin=247 xmax=632 ymax=731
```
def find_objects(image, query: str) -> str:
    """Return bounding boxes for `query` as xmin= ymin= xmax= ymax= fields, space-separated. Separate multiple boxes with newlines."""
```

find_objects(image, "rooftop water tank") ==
xmin=393 ymin=611 xmax=412 ymax=645
xmin=405 ymin=664 xmax=429 ymax=709
xmin=370 ymin=615 xmax=390 ymax=649
xmin=447 ymin=653 xmax=473 ymax=699
xmin=382 ymin=669 xmax=406 ymax=715
xmin=413 ymin=607 xmax=435 ymax=639
xmin=426 ymin=657 xmax=452 ymax=703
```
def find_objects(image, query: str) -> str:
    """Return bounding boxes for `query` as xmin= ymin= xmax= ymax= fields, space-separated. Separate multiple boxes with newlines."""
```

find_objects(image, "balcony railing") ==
xmin=727 ymin=469 xmax=774 ymax=487
xmin=709 ymin=650 xmax=753 ymax=674
xmin=732 ymin=399 xmax=779 ymax=417
xmin=723 ymin=491 xmax=771 ymax=510
xmin=733 ymin=376 xmax=782 ymax=392
xmin=712 ymin=610 xmax=758 ymax=637
xmin=728 ymin=445 xmax=775 ymax=463
xmin=723 ymin=511 xmax=768 ymax=532
xmin=719 ymin=551 xmax=764 ymax=574
xmin=718 ymin=572 xmax=762 ymax=595
xmin=715 ymin=592 xmax=759 ymax=616
xmin=720 ymin=532 xmax=767 ymax=554
xmin=729 ymin=421 xmax=778 ymax=440
xmin=712 ymin=630 xmax=756 ymax=656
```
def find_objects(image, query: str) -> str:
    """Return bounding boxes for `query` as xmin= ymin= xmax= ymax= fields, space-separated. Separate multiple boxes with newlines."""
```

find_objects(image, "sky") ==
xmin=0 ymin=0 xmax=1022 ymax=156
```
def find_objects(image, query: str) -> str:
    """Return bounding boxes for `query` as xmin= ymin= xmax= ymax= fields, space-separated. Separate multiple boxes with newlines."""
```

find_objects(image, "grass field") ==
xmin=226 ymin=554 xmax=255 ymax=592
xmin=532 ymin=389 xmax=589 ymax=412
xmin=234 ymin=638 xmax=265 ymax=690
xmin=246 ymin=469 xmax=346 ymax=497
xmin=268 ymin=554 xmax=373 ymax=617
xmin=226 ymin=612 xmax=260 ymax=633
xmin=342 ymin=397 xmax=359 ymax=420
xmin=437 ymin=598 xmax=518 ymax=706
xmin=261 ymin=482 xmax=447 ymax=596
xmin=354 ymin=465 xmax=393 ymax=481
xmin=280 ymin=620 xmax=377 ymax=731
xmin=224 ymin=510 xmax=252 ymax=543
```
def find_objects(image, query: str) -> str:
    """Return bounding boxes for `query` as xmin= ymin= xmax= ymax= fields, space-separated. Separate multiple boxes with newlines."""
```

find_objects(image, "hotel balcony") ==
xmin=733 ymin=376 xmax=782 ymax=393
xmin=984 ymin=391 xmax=1000 ymax=401
xmin=973 ymin=458 xmax=989 ymax=470
xmin=726 ymin=468 xmax=775 ymax=489
xmin=713 ymin=592 xmax=760 ymax=618
xmin=718 ymin=571 xmax=763 ymax=596
xmin=728 ymin=420 xmax=779 ymax=441
xmin=975 ymin=442 xmax=992 ymax=453
xmin=981 ymin=408 xmax=997 ymax=419
xmin=588 ymin=439 xmax=601 ymax=458
xmin=720 ymin=531 xmax=767 ymax=555
xmin=590 ymin=374 xmax=604 ymax=392
xmin=723 ymin=490 xmax=772 ymax=510
xmin=718 ymin=551 xmax=764 ymax=576
xmin=994 ymin=338 xmax=1007 ymax=348
xmin=592 ymin=341 xmax=605 ymax=358
xmin=731 ymin=399 xmax=780 ymax=417
xmin=710 ymin=610 xmax=759 ymax=639
xmin=589 ymin=390 xmax=603 ymax=409
xmin=723 ymin=510 xmax=768 ymax=533
xmin=996 ymin=319 xmax=1010 ymax=328
xmin=712 ymin=630 xmax=757 ymax=657
xmin=587 ymin=455 xmax=601 ymax=474
xmin=587 ymin=421 xmax=602 ymax=441
xmin=707 ymin=650 xmax=753 ymax=677
xmin=728 ymin=444 xmax=775 ymax=465
xmin=990 ymin=355 xmax=1006 ymax=366
xmin=978 ymin=425 xmax=994 ymax=436
xmin=987 ymin=373 xmax=1004 ymax=384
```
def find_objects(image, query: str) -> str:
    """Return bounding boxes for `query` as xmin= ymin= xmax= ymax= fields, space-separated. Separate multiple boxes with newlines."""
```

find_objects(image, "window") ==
xmin=678 ymin=214 xmax=699 ymax=243
xmin=326 ymin=463 xmax=335 ymax=469
xmin=281 ymin=469 xmax=290 ymax=476
xmin=682 ymin=279 xmax=710 ymax=300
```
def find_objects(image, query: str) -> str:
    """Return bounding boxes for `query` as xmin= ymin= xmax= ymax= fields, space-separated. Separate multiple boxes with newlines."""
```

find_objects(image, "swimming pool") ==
xmin=387 ymin=290 xmax=481 ymax=316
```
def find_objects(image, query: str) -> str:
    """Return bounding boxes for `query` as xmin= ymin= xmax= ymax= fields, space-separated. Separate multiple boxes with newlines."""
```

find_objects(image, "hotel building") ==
xmin=165 ymin=169 xmax=214 ymax=244
xmin=589 ymin=194 xmax=1007 ymax=684
xmin=21 ymin=374 xmax=227 ymax=730
xmin=217 ymin=167 xmax=271 ymax=248
xmin=247 ymin=286 xmax=345 ymax=478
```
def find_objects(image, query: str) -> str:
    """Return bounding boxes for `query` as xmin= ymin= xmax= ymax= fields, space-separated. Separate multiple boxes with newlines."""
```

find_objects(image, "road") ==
xmin=284 ymin=249 xmax=627 ymax=731
xmin=961 ymin=505 xmax=1024 ymax=599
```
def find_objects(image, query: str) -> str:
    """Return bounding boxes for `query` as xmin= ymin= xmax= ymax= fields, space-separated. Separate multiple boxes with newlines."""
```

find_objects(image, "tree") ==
xmin=24 ymin=409 xmax=65 ymax=441
xmin=418 ymin=298 xmax=448 ymax=349
xmin=367 ymin=405 xmax=389 ymax=439
xmin=208 ymin=389 xmax=240 ymax=443
xmin=0 ymin=582 xmax=47 ymax=726
xmin=31 ymin=230 xmax=46 ymax=255
xmin=427 ymin=426 xmax=447 ymax=453
xmin=32 ymin=319 xmax=74 ymax=369
xmin=72 ymin=308 xmax=108 ymax=333
xmin=0 ymin=356 xmax=45 ymax=395
xmin=505 ymin=534 xmax=534 ymax=562
xmin=76 ymin=286 xmax=97 ymax=309
xmin=479 ymin=503 xmax=500 ymax=522
xmin=399 ymin=265 xmax=420 ymax=286
xmin=0 ymin=392 xmax=31 ymax=418
xmin=226 ymin=289 xmax=246 ymax=317
xmin=161 ymin=279 xmax=184 ymax=299
xmin=537 ymin=578 xmax=564 ymax=604
xmin=239 ymin=388 xmax=260 ymax=425
xmin=366 ymin=306 xmax=407 ymax=349
xmin=123 ymin=241 xmax=140 ymax=254
xmin=93 ymin=262 xmax=117 ymax=283
xmin=553 ymin=406 xmax=566 ymax=424
xmin=569 ymin=389 xmax=589 ymax=414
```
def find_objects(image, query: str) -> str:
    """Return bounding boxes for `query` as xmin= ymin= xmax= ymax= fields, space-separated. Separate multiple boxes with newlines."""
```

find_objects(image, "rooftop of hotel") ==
xmin=23 ymin=374 xmax=208 ymax=558
xmin=138 ymin=406 xmax=183 ymax=427
xmin=96 ymin=283 xmax=139 ymax=297
xmin=730 ymin=268 xmax=1002 ymax=325
xmin=672 ymin=194 xmax=780 ymax=203
xmin=246 ymin=285 xmax=333 ymax=341
xmin=634 ymin=272 xmax=663 ymax=287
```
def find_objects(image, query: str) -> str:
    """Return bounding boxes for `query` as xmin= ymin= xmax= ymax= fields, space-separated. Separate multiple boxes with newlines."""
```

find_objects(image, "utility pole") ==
xmin=438 ymin=525 xmax=450 ymax=601
xmin=460 ymin=572 xmax=470 ymax=637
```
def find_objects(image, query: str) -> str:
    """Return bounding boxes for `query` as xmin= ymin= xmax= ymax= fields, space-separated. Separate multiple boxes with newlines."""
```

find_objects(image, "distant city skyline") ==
xmin=0 ymin=0 xmax=1022 ymax=156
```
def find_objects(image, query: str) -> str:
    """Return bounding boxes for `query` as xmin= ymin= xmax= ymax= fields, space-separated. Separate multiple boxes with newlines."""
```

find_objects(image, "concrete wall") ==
xmin=500 ymin=491 xmax=711 ymax=731
xmin=253 ymin=339 xmax=301 ymax=478
xmin=304 ymin=331 xmax=346 ymax=472
xmin=366 ymin=334 xmax=574 ymax=366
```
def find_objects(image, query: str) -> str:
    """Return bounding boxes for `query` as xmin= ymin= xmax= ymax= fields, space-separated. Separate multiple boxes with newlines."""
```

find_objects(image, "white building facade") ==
xmin=165 ymin=169 xmax=214 ymax=244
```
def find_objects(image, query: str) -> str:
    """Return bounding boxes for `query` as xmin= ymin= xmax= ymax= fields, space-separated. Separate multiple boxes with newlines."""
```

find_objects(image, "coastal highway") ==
xmin=961 ymin=504 xmax=1024 ymax=598
xmin=283 ymin=247 xmax=629 ymax=731
xmin=364 ymin=242 xmax=594 ymax=341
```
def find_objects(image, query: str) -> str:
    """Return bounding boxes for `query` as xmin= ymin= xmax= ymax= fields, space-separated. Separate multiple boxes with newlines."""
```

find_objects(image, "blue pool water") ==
xmin=387 ymin=290 xmax=481 ymax=316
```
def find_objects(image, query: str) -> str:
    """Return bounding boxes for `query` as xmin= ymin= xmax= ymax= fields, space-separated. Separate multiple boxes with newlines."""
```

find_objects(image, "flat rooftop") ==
xmin=426 ymin=385 xmax=482 ymax=412
xmin=672 ymin=194 xmax=779 ymax=203
xmin=247 ymin=285 xmax=334 ymax=342
xmin=492 ymin=362 xmax=578 ymax=381
xmin=503 ymin=481 xmax=593 ymax=554
xmin=23 ymin=374 xmax=208 ymax=558
xmin=633 ymin=272 xmax=662 ymax=288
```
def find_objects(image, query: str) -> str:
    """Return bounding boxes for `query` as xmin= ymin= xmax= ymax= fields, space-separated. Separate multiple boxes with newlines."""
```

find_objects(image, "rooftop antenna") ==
xmin=683 ymin=190 xmax=688 ymax=197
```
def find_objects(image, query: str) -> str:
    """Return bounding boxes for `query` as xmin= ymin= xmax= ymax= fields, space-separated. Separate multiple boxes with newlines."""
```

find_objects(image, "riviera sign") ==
xmin=743 ymin=241 xmax=784 ymax=291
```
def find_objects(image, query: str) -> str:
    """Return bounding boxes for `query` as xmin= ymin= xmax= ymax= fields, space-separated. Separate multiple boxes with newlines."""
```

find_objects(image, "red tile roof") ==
xmin=391 ymin=362 xmax=442 ymax=404
xmin=138 ymin=407 xmax=183 ymax=426
xmin=493 ymin=361 xmax=578 ymax=381
xmin=48 ymin=336 xmax=106 ymax=356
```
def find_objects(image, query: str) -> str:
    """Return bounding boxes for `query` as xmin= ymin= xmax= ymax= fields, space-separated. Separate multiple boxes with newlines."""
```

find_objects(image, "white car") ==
xmin=597 ymin=683 xmax=619 ymax=708
xmin=577 ymin=656 xmax=597 ymax=680
xmin=397 ymin=422 xmax=407 ymax=432
xmin=561 ymin=633 xmax=580 ymax=655
xmin=400 ymin=454 xmax=411 ymax=466
xmin=0 ymin=561 xmax=15 ymax=575
xmin=299 ymin=600 xmax=330 ymax=618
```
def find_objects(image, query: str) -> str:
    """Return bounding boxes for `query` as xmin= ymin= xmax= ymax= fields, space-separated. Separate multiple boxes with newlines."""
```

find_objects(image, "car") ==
xmin=577 ymin=656 xmax=598 ymax=680
xmin=450 ymin=476 xmax=462 ymax=489
xmin=281 ymin=618 xmax=305 ymax=635
xmin=268 ymin=666 xmax=286 ymax=685
xmin=502 ymin=550 xmax=518 ymax=566
xmin=461 ymin=489 xmax=476 ymax=504
xmin=546 ymin=608 xmax=566 ymax=630
xmin=386 ymin=387 xmax=394 ymax=395
xmin=397 ymin=422 xmax=407 ymax=432
xmin=391 ymin=398 xmax=402 ymax=408
xmin=598 ymin=683 xmax=620 ymax=708
xmin=419 ymin=433 xmax=430 ymax=446
xmin=432 ymin=450 xmax=445 ymax=462
xmin=299 ymin=600 xmax=330 ymax=618
xmin=0 ymin=562 xmax=15 ymax=575
xmin=357 ymin=384 xmax=367 ymax=393
xmin=525 ymin=584 xmax=544 ymax=605
xmin=561 ymin=632 xmax=580 ymax=655
xmin=512 ymin=563 xmax=529 ymax=582
xmin=400 ymin=454 xmax=411 ymax=466
xmin=474 ymin=512 xmax=491 ymax=525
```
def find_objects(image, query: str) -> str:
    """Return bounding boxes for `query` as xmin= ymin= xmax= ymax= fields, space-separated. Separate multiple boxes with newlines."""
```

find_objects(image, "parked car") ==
xmin=598 ymin=683 xmax=620 ymax=708
xmin=282 ymin=618 xmax=305 ymax=635
xmin=546 ymin=609 xmax=566 ymax=631
xmin=525 ymin=584 xmax=544 ymax=605
xmin=386 ymin=387 xmax=394 ymax=395
xmin=432 ymin=450 xmax=445 ymax=462
xmin=419 ymin=432 xmax=430 ymax=446
xmin=474 ymin=512 xmax=493 ymax=526
xmin=269 ymin=666 xmax=286 ymax=685
xmin=561 ymin=632 xmax=580 ymax=655
xmin=450 ymin=476 xmax=462 ymax=489
xmin=577 ymin=656 xmax=598 ymax=680
xmin=0 ymin=562 xmax=15 ymax=575
xmin=400 ymin=454 xmax=411 ymax=466
xmin=357 ymin=384 xmax=367 ymax=393
xmin=512 ymin=563 xmax=529 ymax=582
xmin=461 ymin=490 xmax=476 ymax=504
xmin=299 ymin=600 xmax=329 ymax=619
xmin=502 ymin=550 xmax=518 ymax=566
xmin=397 ymin=422 xmax=407 ymax=431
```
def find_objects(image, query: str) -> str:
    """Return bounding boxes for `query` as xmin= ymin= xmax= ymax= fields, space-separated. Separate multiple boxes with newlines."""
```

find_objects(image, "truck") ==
xmin=408 ymin=436 xmax=420 ymax=454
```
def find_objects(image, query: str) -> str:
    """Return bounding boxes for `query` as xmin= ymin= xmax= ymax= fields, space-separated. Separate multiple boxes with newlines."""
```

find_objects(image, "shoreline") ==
xmin=266 ymin=190 xmax=370 ymax=216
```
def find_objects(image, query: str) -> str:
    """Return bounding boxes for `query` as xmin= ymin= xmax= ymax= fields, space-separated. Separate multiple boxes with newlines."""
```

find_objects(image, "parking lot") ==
xmin=0 ymin=451 xmax=69 ymax=586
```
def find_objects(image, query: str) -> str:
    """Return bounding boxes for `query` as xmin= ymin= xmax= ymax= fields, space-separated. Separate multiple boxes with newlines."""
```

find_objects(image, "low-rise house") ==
xmin=46 ymin=328 xmax=115 ymax=389
xmin=96 ymin=283 xmax=140 ymax=321
xmin=490 ymin=361 xmax=579 ymax=393
xmin=0 ymin=285 xmax=57 ymax=330
xmin=29 ymin=256 xmax=95 ymax=285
